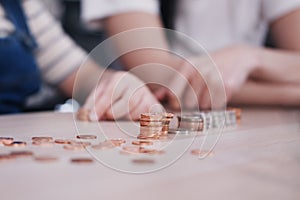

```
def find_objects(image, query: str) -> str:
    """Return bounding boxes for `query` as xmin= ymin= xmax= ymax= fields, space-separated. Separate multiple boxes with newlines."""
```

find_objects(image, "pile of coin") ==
xmin=178 ymin=114 xmax=204 ymax=131
xmin=172 ymin=108 xmax=242 ymax=134
xmin=227 ymin=107 xmax=242 ymax=124
xmin=138 ymin=112 xmax=174 ymax=140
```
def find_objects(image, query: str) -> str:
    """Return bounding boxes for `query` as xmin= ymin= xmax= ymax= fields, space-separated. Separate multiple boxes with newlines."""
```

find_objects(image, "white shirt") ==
xmin=82 ymin=0 xmax=300 ymax=52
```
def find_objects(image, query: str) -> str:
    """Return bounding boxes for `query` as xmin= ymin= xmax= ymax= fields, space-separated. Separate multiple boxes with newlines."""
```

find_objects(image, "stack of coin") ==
xmin=227 ymin=107 xmax=242 ymax=124
xmin=206 ymin=111 xmax=225 ymax=129
xmin=172 ymin=108 xmax=242 ymax=133
xmin=138 ymin=113 xmax=174 ymax=139
xmin=178 ymin=114 xmax=204 ymax=131
xmin=225 ymin=110 xmax=237 ymax=126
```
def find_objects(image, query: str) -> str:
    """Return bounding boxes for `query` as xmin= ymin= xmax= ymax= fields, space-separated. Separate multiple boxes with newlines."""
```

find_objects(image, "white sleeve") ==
xmin=262 ymin=0 xmax=300 ymax=23
xmin=81 ymin=0 xmax=159 ymax=23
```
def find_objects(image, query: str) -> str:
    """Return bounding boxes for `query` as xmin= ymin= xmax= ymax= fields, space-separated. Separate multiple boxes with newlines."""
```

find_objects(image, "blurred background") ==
xmin=30 ymin=0 xmax=276 ymax=112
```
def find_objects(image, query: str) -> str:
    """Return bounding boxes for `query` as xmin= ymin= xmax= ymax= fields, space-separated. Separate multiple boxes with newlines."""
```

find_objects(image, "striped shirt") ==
xmin=0 ymin=0 xmax=87 ymax=85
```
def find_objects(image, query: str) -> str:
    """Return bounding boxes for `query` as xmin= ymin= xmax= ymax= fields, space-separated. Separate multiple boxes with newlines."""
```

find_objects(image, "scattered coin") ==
xmin=139 ymin=148 xmax=164 ymax=155
xmin=10 ymin=151 xmax=34 ymax=158
xmin=132 ymin=158 xmax=155 ymax=164
xmin=70 ymin=141 xmax=91 ymax=147
xmin=132 ymin=140 xmax=153 ymax=146
xmin=108 ymin=139 xmax=126 ymax=146
xmin=32 ymin=141 xmax=54 ymax=147
xmin=54 ymin=139 xmax=72 ymax=144
xmin=91 ymin=141 xmax=116 ymax=150
xmin=76 ymin=135 xmax=97 ymax=140
xmin=63 ymin=144 xmax=85 ymax=151
xmin=121 ymin=146 xmax=143 ymax=155
xmin=0 ymin=137 xmax=14 ymax=145
xmin=34 ymin=156 xmax=58 ymax=162
xmin=5 ymin=141 xmax=27 ymax=147
xmin=32 ymin=136 xmax=53 ymax=142
xmin=190 ymin=149 xmax=214 ymax=157
xmin=0 ymin=154 xmax=14 ymax=162
xmin=71 ymin=158 xmax=94 ymax=164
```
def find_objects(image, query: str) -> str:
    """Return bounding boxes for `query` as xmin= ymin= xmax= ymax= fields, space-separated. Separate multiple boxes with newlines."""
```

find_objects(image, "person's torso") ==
xmin=175 ymin=0 xmax=266 ymax=52
xmin=0 ymin=0 xmax=41 ymax=113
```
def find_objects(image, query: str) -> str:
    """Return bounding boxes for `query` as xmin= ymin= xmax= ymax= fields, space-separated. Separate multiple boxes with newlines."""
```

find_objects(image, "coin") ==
xmin=32 ymin=141 xmax=54 ymax=147
xmin=139 ymin=148 xmax=162 ymax=154
xmin=34 ymin=156 xmax=58 ymax=162
xmin=190 ymin=149 xmax=214 ymax=157
xmin=10 ymin=151 xmax=34 ymax=158
xmin=91 ymin=141 xmax=115 ymax=150
xmin=137 ymin=133 xmax=160 ymax=140
xmin=140 ymin=120 xmax=164 ymax=127
xmin=63 ymin=144 xmax=85 ymax=151
xmin=54 ymin=139 xmax=72 ymax=144
xmin=0 ymin=154 xmax=13 ymax=162
xmin=132 ymin=140 xmax=153 ymax=146
xmin=71 ymin=158 xmax=94 ymax=164
xmin=70 ymin=141 xmax=91 ymax=147
xmin=0 ymin=137 xmax=13 ymax=145
xmin=76 ymin=135 xmax=97 ymax=140
xmin=32 ymin=136 xmax=53 ymax=142
xmin=132 ymin=158 xmax=155 ymax=164
xmin=121 ymin=146 xmax=142 ymax=155
xmin=5 ymin=141 xmax=26 ymax=147
xmin=168 ymin=129 xmax=191 ymax=135
xmin=108 ymin=139 xmax=126 ymax=146
xmin=140 ymin=113 xmax=163 ymax=121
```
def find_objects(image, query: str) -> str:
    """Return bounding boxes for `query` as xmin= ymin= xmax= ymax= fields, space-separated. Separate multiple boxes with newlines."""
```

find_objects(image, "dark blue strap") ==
xmin=0 ymin=0 xmax=37 ymax=50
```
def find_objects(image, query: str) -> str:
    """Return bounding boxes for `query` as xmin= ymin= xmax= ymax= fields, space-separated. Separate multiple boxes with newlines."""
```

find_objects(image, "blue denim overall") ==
xmin=0 ymin=0 xmax=41 ymax=114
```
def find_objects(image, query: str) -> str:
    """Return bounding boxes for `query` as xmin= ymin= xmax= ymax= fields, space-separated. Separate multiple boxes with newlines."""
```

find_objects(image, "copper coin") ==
xmin=63 ymin=144 xmax=85 ymax=151
xmin=139 ymin=148 xmax=160 ymax=154
xmin=132 ymin=158 xmax=155 ymax=164
xmin=32 ymin=141 xmax=54 ymax=147
xmin=70 ymin=141 xmax=91 ymax=147
xmin=140 ymin=113 xmax=163 ymax=121
xmin=0 ymin=137 xmax=14 ymax=145
xmin=34 ymin=156 xmax=58 ymax=162
xmin=164 ymin=113 xmax=174 ymax=119
xmin=132 ymin=140 xmax=153 ymax=146
xmin=10 ymin=151 xmax=34 ymax=158
xmin=76 ymin=135 xmax=97 ymax=140
xmin=54 ymin=139 xmax=72 ymax=144
xmin=91 ymin=141 xmax=115 ymax=150
xmin=140 ymin=121 xmax=164 ymax=127
xmin=32 ymin=136 xmax=53 ymax=142
xmin=5 ymin=141 xmax=27 ymax=147
xmin=108 ymin=139 xmax=126 ymax=146
xmin=0 ymin=154 xmax=14 ymax=162
xmin=121 ymin=146 xmax=142 ymax=154
xmin=71 ymin=158 xmax=94 ymax=164
xmin=190 ymin=149 xmax=214 ymax=157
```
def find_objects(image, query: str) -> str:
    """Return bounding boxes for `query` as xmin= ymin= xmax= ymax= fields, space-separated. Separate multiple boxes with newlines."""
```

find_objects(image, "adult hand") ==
xmin=156 ymin=45 xmax=259 ymax=110
xmin=83 ymin=71 xmax=161 ymax=121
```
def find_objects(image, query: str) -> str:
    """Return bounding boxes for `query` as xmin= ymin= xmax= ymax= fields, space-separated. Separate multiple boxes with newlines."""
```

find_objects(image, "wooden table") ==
xmin=0 ymin=108 xmax=299 ymax=200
